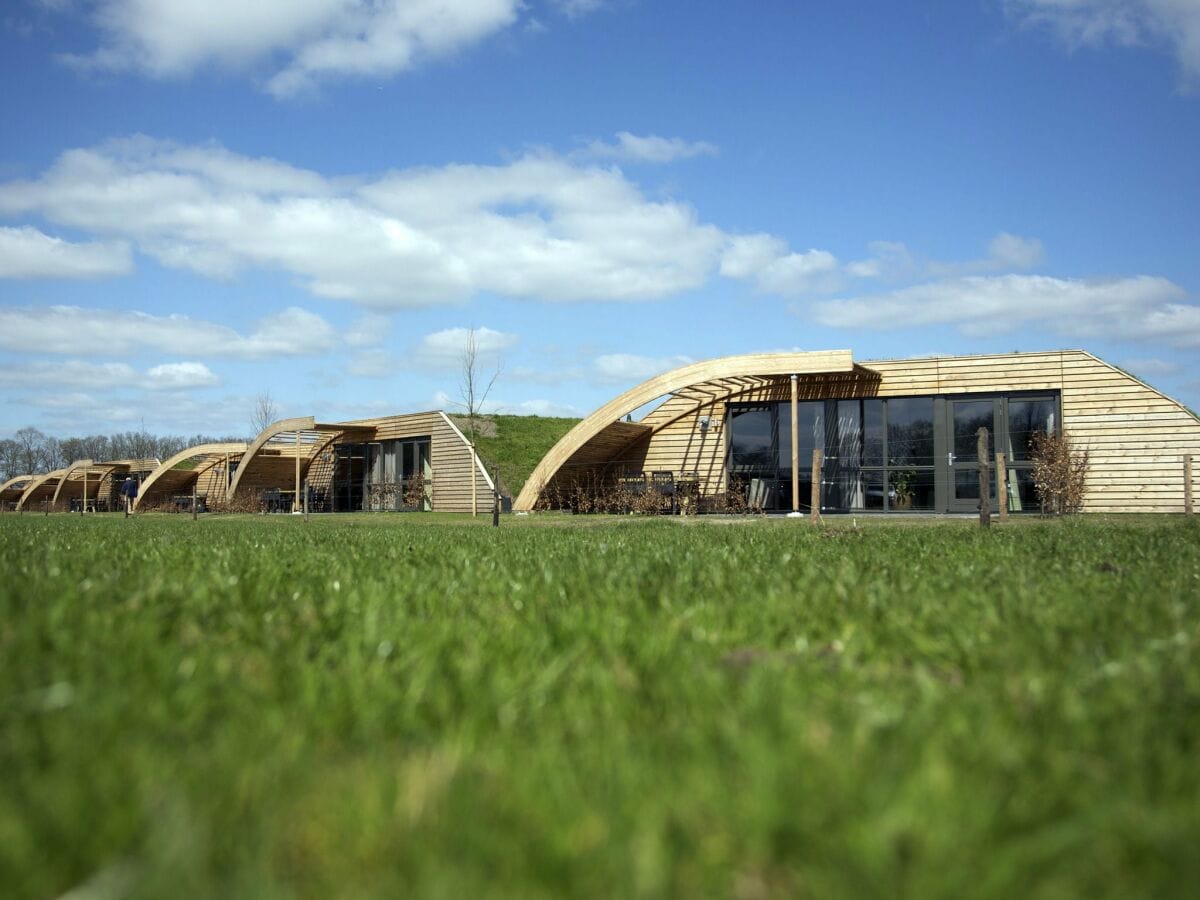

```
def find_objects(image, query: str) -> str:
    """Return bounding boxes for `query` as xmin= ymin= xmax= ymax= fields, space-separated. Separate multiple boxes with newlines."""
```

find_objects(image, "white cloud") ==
xmin=849 ymin=232 xmax=1045 ymax=282
xmin=0 ymin=304 xmax=336 ymax=359
xmin=510 ymin=398 xmax=578 ymax=416
xmin=144 ymin=361 xmax=219 ymax=390
xmin=0 ymin=226 xmax=132 ymax=279
xmin=1005 ymin=0 xmax=1200 ymax=85
xmin=56 ymin=0 xmax=523 ymax=98
xmin=812 ymin=273 xmax=1200 ymax=347
xmin=344 ymin=313 xmax=391 ymax=348
xmin=721 ymin=234 xmax=842 ymax=295
xmin=1121 ymin=357 xmax=1181 ymax=376
xmin=0 ymin=136 xmax=732 ymax=306
xmin=986 ymin=232 xmax=1045 ymax=269
xmin=583 ymin=132 xmax=718 ymax=163
xmin=412 ymin=326 xmax=517 ymax=369
xmin=594 ymin=353 xmax=694 ymax=384
xmin=0 ymin=358 xmax=218 ymax=391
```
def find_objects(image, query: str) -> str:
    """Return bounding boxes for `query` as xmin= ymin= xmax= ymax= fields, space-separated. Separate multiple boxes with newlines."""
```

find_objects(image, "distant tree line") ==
xmin=0 ymin=427 xmax=246 ymax=481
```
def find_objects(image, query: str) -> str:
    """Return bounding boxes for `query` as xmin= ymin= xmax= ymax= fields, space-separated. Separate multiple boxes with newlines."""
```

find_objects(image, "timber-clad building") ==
xmin=515 ymin=349 xmax=1200 ymax=514
xmin=132 ymin=410 xmax=495 ymax=514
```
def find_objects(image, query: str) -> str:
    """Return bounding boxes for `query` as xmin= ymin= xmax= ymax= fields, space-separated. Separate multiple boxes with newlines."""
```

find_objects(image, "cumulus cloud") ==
xmin=812 ymin=273 xmax=1200 ymax=347
xmin=0 ymin=226 xmax=132 ymax=279
xmin=848 ymin=232 xmax=1045 ymax=281
xmin=720 ymin=233 xmax=842 ymax=295
xmin=412 ymin=326 xmax=517 ymax=369
xmin=593 ymin=353 xmax=694 ymax=383
xmin=56 ymin=0 xmax=522 ymax=97
xmin=0 ymin=136 xmax=734 ymax=306
xmin=1005 ymin=0 xmax=1200 ymax=85
xmin=583 ymin=132 xmax=718 ymax=163
xmin=144 ymin=361 xmax=220 ymax=389
xmin=0 ymin=358 xmax=218 ymax=391
xmin=0 ymin=304 xmax=337 ymax=358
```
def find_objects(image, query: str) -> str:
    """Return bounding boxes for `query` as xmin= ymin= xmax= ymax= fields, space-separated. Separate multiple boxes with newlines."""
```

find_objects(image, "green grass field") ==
xmin=2 ymin=513 xmax=1199 ymax=898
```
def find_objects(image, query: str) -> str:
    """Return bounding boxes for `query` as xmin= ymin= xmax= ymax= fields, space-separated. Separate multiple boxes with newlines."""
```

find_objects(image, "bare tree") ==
xmin=251 ymin=392 xmax=279 ymax=437
xmin=457 ymin=326 xmax=502 ymax=443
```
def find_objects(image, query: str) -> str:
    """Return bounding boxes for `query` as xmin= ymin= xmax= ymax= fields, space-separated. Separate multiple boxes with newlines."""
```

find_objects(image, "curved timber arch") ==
xmin=0 ymin=474 xmax=34 ymax=495
xmin=16 ymin=467 xmax=68 ymax=511
xmin=514 ymin=350 xmax=856 ymax=510
xmin=226 ymin=417 xmax=316 ymax=501
xmin=134 ymin=442 xmax=249 ymax=511
xmin=50 ymin=459 xmax=95 ymax=509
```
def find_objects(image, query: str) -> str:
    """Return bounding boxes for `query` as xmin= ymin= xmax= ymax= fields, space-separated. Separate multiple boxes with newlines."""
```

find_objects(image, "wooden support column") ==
xmin=811 ymin=449 xmax=822 ymax=523
xmin=996 ymin=452 xmax=1008 ymax=523
xmin=790 ymin=374 xmax=799 ymax=513
xmin=295 ymin=431 xmax=301 ymax=512
xmin=978 ymin=428 xmax=991 ymax=528
xmin=81 ymin=468 xmax=87 ymax=516
xmin=192 ymin=479 xmax=198 ymax=521
xmin=1186 ymin=455 xmax=1193 ymax=516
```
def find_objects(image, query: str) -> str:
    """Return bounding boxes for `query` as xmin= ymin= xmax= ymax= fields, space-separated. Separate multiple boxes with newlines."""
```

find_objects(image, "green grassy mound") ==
xmin=458 ymin=414 xmax=579 ymax=498
xmin=2 ymin=515 xmax=1198 ymax=898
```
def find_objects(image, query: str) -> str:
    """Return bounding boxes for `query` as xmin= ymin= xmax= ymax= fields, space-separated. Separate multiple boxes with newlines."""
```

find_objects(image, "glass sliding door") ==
xmin=1003 ymin=396 xmax=1057 ymax=512
xmin=947 ymin=399 xmax=998 ymax=511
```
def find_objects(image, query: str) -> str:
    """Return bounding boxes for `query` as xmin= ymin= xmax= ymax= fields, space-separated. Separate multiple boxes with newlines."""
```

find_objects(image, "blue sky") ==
xmin=1 ymin=0 xmax=1198 ymax=438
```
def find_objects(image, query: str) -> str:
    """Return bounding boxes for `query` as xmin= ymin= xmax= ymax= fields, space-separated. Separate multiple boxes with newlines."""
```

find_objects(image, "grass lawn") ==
xmin=2 ymin=513 xmax=1199 ymax=898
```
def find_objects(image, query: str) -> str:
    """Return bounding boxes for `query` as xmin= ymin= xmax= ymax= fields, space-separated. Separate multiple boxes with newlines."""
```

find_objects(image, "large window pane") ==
xmin=888 ymin=398 xmax=935 ymax=467
xmin=1006 ymin=397 xmax=1056 ymax=462
xmin=730 ymin=406 xmax=774 ymax=471
xmin=953 ymin=400 xmax=994 ymax=462
xmin=863 ymin=399 xmax=884 ymax=466
xmin=779 ymin=401 xmax=823 ymax=474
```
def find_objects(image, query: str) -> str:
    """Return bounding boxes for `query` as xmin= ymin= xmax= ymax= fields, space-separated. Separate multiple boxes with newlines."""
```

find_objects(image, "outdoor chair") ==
xmin=650 ymin=470 xmax=677 ymax=513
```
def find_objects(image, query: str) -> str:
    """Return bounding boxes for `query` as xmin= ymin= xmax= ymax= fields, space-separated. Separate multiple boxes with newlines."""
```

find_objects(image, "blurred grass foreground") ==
xmin=2 ymin=513 xmax=1199 ymax=898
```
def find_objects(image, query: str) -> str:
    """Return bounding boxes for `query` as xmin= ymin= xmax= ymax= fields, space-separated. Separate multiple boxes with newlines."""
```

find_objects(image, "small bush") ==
xmin=1031 ymin=430 xmax=1090 ymax=515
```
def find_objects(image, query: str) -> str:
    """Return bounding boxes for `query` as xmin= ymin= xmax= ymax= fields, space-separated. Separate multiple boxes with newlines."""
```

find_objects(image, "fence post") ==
xmin=977 ymin=427 xmax=991 ymax=528
xmin=995 ymin=452 xmax=1008 ymax=523
xmin=492 ymin=466 xmax=500 ymax=528
xmin=811 ymin=449 xmax=822 ymax=523
xmin=1186 ymin=455 xmax=1193 ymax=516
xmin=192 ymin=480 xmax=198 ymax=521
xmin=304 ymin=479 xmax=310 ymax=522
xmin=471 ymin=442 xmax=478 ymax=517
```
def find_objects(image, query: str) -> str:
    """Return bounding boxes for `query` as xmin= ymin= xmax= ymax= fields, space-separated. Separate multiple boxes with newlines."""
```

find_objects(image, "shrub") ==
xmin=1030 ymin=430 xmax=1089 ymax=515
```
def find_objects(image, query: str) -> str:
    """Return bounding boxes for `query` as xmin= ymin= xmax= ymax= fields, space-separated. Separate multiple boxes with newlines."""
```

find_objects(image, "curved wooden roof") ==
xmin=134 ymin=442 xmax=248 ymax=511
xmin=225 ymin=417 xmax=316 ymax=501
xmin=0 ymin=474 xmax=34 ymax=501
xmin=514 ymin=350 xmax=856 ymax=510
xmin=16 ymin=467 xmax=68 ymax=511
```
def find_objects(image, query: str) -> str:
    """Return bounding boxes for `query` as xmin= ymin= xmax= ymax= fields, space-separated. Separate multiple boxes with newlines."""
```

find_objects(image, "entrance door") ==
xmin=945 ymin=399 xmax=998 ymax=512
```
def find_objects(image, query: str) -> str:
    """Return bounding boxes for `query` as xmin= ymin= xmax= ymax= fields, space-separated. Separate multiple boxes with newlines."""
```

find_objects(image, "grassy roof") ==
xmin=452 ymin=414 xmax=579 ymax=498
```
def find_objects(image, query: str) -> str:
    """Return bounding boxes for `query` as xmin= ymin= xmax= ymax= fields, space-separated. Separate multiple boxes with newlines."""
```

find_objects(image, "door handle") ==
xmin=947 ymin=452 xmax=954 ymax=466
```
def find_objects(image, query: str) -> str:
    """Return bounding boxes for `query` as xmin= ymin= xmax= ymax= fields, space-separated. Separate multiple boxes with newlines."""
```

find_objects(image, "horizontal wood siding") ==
xmin=607 ymin=350 xmax=1200 ymax=513
xmin=299 ymin=411 xmax=491 ymax=514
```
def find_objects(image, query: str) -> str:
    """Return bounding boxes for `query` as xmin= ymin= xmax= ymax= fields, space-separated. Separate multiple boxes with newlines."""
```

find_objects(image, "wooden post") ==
xmin=81 ymin=467 xmax=87 ymax=516
xmin=977 ymin=427 xmax=990 ymax=528
xmin=295 ymin=430 xmax=301 ymax=513
xmin=995 ymin=452 xmax=1008 ymax=523
xmin=304 ymin=478 xmax=310 ymax=522
xmin=811 ymin=448 xmax=821 ymax=523
xmin=1186 ymin=455 xmax=1193 ymax=516
xmin=790 ymin=374 xmax=799 ymax=513
xmin=492 ymin=466 xmax=500 ymax=528
xmin=192 ymin=479 xmax=198 ymax=521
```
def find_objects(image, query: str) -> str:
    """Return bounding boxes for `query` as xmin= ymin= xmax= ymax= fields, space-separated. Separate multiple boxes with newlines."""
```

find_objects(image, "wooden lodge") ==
xmin=13 ymin=458 xmax=160 ymax=512
xmin=132 ymin=410 xmax=496 ymax=514
xmin=515 ymin=349 xmax=1200 ymax=515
